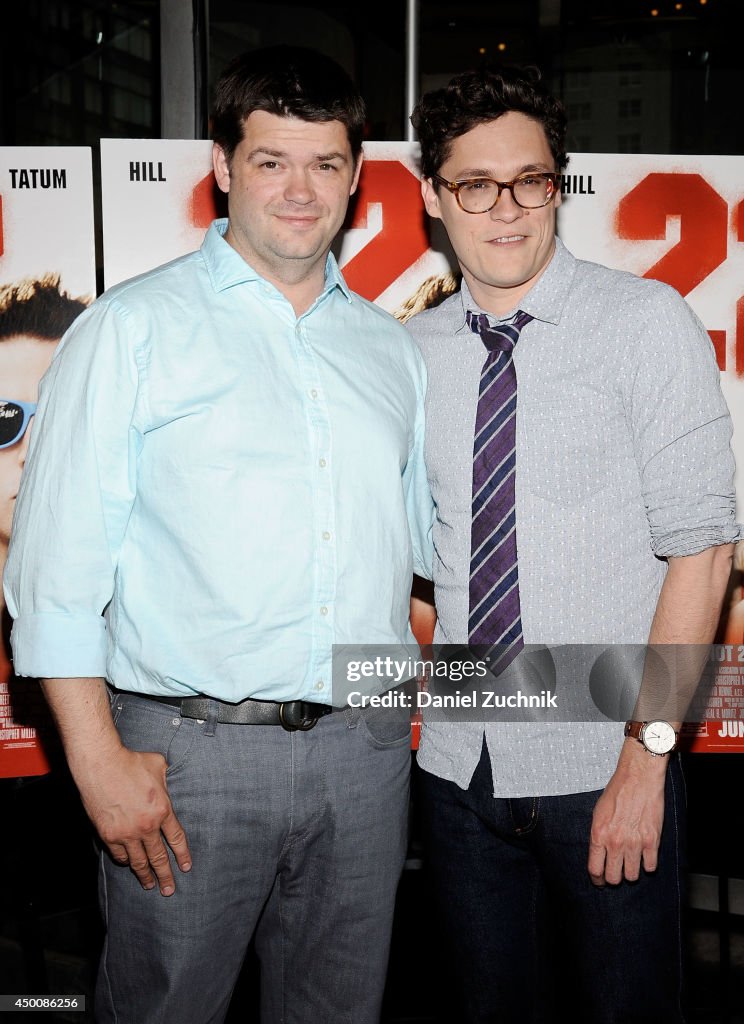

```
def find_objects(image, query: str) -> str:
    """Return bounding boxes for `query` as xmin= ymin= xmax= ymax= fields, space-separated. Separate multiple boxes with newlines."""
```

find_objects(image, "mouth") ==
xmin=275 ymin=214 xmax=320 ymax=228
xmin=489 ymin=234 xmax=527 ymax=245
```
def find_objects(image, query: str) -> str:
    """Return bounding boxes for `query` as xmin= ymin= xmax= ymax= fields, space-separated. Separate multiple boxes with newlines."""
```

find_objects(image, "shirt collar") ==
xmin=201 ymin=218 xmax=352 ymax=303
xmin=457 ymin=236 xmax=577 ymax=329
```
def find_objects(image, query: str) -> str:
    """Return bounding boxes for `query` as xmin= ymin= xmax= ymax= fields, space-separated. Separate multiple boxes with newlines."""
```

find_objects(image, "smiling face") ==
xmin=422 ymin=112 xmax=562 ymax=317
xmin=0 ymin=335 xmax=57 ymax=553
xmin=213 ymin=111 xmax=362 ymax=306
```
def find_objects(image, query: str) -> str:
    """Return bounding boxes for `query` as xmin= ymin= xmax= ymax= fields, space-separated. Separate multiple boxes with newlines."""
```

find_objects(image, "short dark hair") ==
xmin=0 ymin=275 xmax=88 ymax=342
xmin=411 ymin=65 xmax=568 ymax=180
xmin=211 ymin=46 xmax=366 ymax=165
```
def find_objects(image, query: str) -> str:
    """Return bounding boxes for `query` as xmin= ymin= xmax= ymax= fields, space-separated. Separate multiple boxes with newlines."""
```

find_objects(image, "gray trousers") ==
xmin=95 ymin=692 xmax=411 ymax=1024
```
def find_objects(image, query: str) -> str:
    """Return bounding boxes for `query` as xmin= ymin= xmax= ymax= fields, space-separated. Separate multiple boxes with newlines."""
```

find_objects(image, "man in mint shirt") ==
xmin=4 ymin=47 xmax=432 ymax=1024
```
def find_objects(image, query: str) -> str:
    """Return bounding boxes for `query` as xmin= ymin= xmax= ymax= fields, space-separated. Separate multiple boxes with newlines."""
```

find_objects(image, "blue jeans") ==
xmin=95 ymin=692 xmax=411 ymax=1024
xmin=417 ymin=739 xmax=686 ymax=1024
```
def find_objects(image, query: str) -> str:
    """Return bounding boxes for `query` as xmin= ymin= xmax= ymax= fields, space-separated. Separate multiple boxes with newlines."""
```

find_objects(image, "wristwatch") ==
xmin=624 ymin=720 xmax=678 ymax=756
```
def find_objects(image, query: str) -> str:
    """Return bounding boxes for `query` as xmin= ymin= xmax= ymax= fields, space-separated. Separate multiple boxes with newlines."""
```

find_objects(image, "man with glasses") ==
xmin=407 ymin=66 xmax=739 ymax=1022
xmin=5 ymin=47 xmax=431 ymax=1024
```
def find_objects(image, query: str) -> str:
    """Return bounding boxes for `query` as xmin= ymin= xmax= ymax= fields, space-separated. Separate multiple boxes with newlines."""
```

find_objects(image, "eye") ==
xmin=517 ymin=174 xmax=544 ymax=187
xmin=459 ymin=179 xmax=492 ymax=192
xmin=260 ymin=160 xmax=279 ymax=170
xmin=317 ymin=162 xmax=339 ymax=172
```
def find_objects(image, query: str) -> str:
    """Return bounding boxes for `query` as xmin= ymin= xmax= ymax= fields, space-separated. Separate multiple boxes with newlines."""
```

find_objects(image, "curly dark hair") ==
xmin=0 ymin=275 xmax=88 ymax=342
xmin=411 ymin=65 xmax=568 ymax=180
xmin=211 ymin=46 xmax=366 ymax=166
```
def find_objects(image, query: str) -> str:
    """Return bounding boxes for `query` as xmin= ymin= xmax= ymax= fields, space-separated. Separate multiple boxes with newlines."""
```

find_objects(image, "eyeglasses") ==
xmin=0 ymin=399 xmax=38 ymax=449
xmin=431 ymin=171 xmax=560 ymax=214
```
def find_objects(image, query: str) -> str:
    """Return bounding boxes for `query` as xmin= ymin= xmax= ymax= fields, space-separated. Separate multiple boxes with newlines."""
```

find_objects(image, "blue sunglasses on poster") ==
xmin=0 ymin=399 xmax=38 ymax=449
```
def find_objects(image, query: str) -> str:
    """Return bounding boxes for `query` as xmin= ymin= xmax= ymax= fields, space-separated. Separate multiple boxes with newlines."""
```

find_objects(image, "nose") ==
xmin=489 ymin=185 xmax=523 ymax=222
xmin=284 ymin=168 xmax=315 ymax=205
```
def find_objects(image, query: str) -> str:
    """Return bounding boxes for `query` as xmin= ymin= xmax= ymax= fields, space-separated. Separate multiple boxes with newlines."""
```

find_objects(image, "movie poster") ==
xmin=0 ymin=148 xmax=95 ymax=777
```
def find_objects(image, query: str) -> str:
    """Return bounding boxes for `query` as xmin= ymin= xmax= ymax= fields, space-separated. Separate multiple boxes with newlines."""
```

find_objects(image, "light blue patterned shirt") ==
xmin=408 ymin=238 xmax=740 ymax=795
xmin=5 ymin=220 xmax=433 ymax=704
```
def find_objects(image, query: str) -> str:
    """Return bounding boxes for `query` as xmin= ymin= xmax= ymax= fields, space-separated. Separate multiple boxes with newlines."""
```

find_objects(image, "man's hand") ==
xmin=588 ymin=544 xmax=734 ymax=886
xmin=40 ymin=677 xmax=191 ymax=896
xmin=587 ymin=740 xmax=666 ymax=886
xmin=75 ymin=744 xmax=191 ymax=896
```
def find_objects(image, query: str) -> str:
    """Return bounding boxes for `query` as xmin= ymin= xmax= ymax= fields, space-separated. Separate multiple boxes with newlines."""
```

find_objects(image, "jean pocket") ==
xmin=112 ymin=696 xmax=196 ymax=776
xmin=357 ymin=705 xmax=412 ymax=750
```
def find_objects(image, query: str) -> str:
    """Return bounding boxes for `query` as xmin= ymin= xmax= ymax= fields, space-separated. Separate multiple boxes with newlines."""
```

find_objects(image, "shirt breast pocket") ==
xmin=519 ymin=392 xmax=615 ymax=509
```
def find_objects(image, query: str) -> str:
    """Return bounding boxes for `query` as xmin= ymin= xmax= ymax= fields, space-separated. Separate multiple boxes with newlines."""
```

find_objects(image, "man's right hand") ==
xmin=75 ymin=744 xmax=192 ymax=896
xmin=40 ymin=677 xmax=191 ymax=896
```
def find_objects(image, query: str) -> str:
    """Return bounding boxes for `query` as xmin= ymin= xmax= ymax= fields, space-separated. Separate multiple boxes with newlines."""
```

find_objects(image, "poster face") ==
xmin=100 ymin=141 xmax=743 ymax=751
xmin=0 ymin=147 xmax=95 ymax=777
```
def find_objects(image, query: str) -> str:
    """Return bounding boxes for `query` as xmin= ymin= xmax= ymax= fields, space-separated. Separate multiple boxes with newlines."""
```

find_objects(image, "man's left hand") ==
xmin=587 ymin=740 xmax=667 ymax=886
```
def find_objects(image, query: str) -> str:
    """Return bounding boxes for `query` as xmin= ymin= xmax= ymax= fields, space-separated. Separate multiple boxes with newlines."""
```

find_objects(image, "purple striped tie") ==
xmin=466 ymin=309 xmax=533 ymax=672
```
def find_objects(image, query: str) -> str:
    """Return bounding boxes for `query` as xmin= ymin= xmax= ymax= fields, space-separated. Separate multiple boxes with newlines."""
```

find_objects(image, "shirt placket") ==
xmin=294 ymin=313 xmax=336 ymax=701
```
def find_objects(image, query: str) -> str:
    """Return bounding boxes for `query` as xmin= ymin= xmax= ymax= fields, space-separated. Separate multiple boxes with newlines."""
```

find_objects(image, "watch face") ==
xmin=642 ymin=721 xmax=676 ymax=755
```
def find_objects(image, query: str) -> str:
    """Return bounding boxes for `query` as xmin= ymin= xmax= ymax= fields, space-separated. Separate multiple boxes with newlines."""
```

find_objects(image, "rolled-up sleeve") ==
xmin=4 ymin=299 xmax=144 ymax=677
xmin=625 ymin=284 xmax=741 ymax=557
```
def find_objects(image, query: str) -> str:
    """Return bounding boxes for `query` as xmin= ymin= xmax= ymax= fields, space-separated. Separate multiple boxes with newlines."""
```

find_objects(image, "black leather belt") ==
xmin=114 ymin=689 xmax=335 ymax=731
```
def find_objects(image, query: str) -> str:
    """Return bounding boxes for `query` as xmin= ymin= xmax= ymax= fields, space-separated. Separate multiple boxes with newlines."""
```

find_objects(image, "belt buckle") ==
xmin=279 ymin=701 xmax=319 ymax=732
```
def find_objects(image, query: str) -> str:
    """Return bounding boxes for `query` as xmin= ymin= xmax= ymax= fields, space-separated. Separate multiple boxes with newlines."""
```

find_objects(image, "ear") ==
xmin=421 ymin=177 xmax=443 ymax=220
xmin=213 ymin=143 xmax=231 ymax=195
xmin=553 ymin=177 xmax=562 ymax=210
xmin=349 ymin=149 xmax=364 ymax=197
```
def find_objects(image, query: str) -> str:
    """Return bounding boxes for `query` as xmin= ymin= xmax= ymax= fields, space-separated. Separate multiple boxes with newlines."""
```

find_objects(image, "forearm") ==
xmin=41 ymin=677 xmax=124 ymax=773
xmin=649 ymin=544 xmax=733 ymax=644
xmin=590 ymin=545 xmax=735 ymax=884
xmin=634 ymin=543 xmax=735 ymax=728
xmin=41 ymin=676 xmax=191 ymax=894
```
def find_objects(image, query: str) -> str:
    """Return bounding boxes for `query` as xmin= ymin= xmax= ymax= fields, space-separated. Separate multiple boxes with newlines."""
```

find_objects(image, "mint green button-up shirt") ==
xmin=5 ymin=220 xmax=433 ymax=703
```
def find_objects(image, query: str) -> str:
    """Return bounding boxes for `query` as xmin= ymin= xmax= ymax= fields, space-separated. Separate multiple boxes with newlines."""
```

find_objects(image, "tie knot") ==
xmin=466 ymin=309 xmax=533 ymax=354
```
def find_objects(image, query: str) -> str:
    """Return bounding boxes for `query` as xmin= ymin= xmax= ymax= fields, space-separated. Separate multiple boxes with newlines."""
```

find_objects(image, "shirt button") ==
xmin=309 ymin=389 xmax=318 ymax=399
xmin=318 ymin=457 xmax=327 ymax=468
xmin=322 ymin=531 xmax=331 ymax=541
xmin=320 ymin=606 xmax=328 ymax=616
xmin=315 ymin=680 xmax=325 ymax=691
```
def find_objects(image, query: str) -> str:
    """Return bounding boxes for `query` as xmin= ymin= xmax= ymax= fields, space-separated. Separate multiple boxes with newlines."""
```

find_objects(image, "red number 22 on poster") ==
xmin=617 ymin=173 xmax=744 ymax=375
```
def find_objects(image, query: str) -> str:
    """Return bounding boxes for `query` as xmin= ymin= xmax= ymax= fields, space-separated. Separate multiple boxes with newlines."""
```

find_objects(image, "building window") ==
xmin=619 ymin=64 xmax=642 ymax=88
xmin=567 ymin=102 xmax=592 ymax=122
xmin=565 ymin=68 xmax=591 ymax=91
xmin=618 ymin=98 xmax=642 ymax=119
